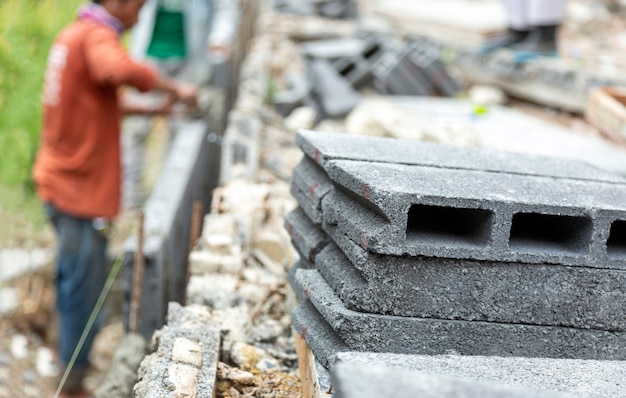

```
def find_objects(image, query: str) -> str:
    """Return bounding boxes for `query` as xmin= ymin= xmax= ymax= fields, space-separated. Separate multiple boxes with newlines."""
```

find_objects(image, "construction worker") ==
xmin=480 ymin=0 xmax=568 ymax=62
xmin=33 ymin=0 xmax=197 ymax=396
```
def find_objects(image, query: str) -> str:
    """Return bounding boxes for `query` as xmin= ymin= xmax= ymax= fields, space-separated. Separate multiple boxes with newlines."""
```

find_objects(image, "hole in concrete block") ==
xmin=233 ymin=143 xmax=248 ymax=164
xmin=509 ymin=213 xmax=592 ymax=255
xmin=607 ymin=220 xmax=626 ymax=258
xmin=406 ymin=204 xmax=493 ymax=247
xmin=363 ymin=44 xmax=381 ymax=59
xmin=338 ymin=62 xmax=356 ymax=77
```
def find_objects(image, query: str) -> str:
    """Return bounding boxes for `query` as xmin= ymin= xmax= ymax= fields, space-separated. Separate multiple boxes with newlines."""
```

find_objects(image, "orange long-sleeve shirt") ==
xmin=33 ymin=20 xmax=157 ymax=219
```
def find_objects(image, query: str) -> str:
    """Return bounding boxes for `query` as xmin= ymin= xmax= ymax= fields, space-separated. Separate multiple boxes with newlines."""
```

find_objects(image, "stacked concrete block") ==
xmin=272 ymin=71 xmax=312 ymax=117
xmin=372 ymin=41 xmax=436 ymax=96
xmin=286 ymin=130 xmax=626 ymax=392
xmin=307 ymin=58 xmax=361 ymax=118
xmin=294 ymin=268 xmax=626 ymax=361
xmin=406 ymin=42 xmax=461 ymax=97
xmin=333 ymin=37 xmax=386 ymax=89
xmin=289 ymin=155 xmax=334 ymax=224
xmin=274 ymin=35 xmax=462 ymax=119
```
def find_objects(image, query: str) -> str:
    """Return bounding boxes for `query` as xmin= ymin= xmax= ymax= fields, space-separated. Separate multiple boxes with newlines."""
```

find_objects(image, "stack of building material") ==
xmin=286 ymin=130 xmax=626 ymax=381
xmin=273 ymin=33 xmax=462 ymax=120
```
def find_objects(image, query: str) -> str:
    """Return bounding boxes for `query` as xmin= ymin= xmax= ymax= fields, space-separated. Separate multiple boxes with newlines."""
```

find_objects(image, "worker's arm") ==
xmin=152 ymin=73 xmax=198 ymax=107
xmin=84 ymin=27 xmax=158 ymax=92
xmin=119 ymin=92 xmax=176 ymax=115
xmin=84 ymin=26 xmax=198 ymax=111
xmin=119 ymin=74 xmax=198 ymax=115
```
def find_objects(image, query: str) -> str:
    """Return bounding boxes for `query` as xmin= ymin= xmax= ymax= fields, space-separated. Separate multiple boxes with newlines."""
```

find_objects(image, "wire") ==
xmin=53 ymin=254 xmax=124 ymax=398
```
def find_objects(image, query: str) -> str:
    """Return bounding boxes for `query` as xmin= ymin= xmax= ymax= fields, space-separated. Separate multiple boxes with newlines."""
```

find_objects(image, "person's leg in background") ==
xmin=44 ymin=204 xmax=107 ymax=396
xmin=510 ymin=0 xmax=568 ymax=61
xmin=480 ymin=0 xmax=530 ymax=55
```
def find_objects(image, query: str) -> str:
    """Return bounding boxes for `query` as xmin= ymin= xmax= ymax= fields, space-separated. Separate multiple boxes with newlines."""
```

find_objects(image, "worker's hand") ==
xmin=153 ymin=94 xmax=177 ymax=115
xmin=174 ymin=82 xmax=198 ymax=108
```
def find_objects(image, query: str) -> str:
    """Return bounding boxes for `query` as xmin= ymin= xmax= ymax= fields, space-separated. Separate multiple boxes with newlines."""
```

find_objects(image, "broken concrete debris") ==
xmin=287 ymin=130 xmax=626 ymax=397
xmin=133 ymin=303 xmax=221 ymax=398
xmin=308 ymin=58 xmax=362 ymax=119
xmin=272 ymin=33 xmax=461 ymax=120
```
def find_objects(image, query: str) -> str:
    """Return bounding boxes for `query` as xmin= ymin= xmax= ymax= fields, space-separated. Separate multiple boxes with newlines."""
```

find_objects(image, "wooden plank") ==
xmin=585 ymin=87 xmax=626 ymax=147
xmin=295 ymin=331 xmax=323 ymax=398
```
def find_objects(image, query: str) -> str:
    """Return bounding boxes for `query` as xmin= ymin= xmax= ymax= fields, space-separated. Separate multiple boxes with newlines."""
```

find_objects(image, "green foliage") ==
xmin=0 ymin=0 xmax=84 ymax=188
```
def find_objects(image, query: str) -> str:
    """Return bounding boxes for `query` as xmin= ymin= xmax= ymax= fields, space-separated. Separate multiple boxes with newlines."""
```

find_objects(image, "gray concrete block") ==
xmin=290 ymin=182 xmax=323 ymax=225
xmin=291 ymin=155 xmax=334 ymax=215
xmin=323 ymin=159 xmax=626 ymax=268
xmin=308 ymin=59 xmax=361 ymax=118
xmin=97 ymin=334 xmax=148 ymax=398
xmin=125 ymin=120 xmax=209 ymax=339
xmin=284 ymin=207 xmax=330 ymax=263
xmin=372 ymin=41 xmax=436 ymax=96
xmin=334 ymin=38 xmax=385 ymax=88
xmin=334 ymin=352 xmax=626 ymax=398
xmin=272 ymin=72 xmax=311 ymax=117
xmin=291 ymin=300 xmax=350 ymax=369
xmin=331 ymin=362 xmax=576 ymax=398
xmin=315 ymin=235 xmax=626 ymax=331
xmin=407 ymin=42 xmax=461 ymax=97
xmin=220 ymin=111 xmax=261 ymax=183
xmin=294 ymin=268 xmax=626 ymax=360
xmin=287 ymin=261 xmax=310 ymax=303
xmin=295 ymin=130 xmax=626 ymax=184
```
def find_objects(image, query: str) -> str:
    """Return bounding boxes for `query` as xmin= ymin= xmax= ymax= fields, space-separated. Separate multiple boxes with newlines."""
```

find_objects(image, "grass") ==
xmin=0 ymin=0 xmax=84 ymax=187
xmin=0 ymin=0 xmax=83 ymax=229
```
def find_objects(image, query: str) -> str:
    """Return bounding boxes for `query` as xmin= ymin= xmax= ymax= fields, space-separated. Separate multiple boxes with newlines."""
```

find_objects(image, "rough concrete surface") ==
xmin=321 ymin=175 xmax=626 ymax=269
xmin=314 ymin=233 xmax=626 ymax=331
xmin=295 ymin=129 xmax=626 ymax=183
xmin=134 ymin=303 xmax=221 ymax=398
xmin=290 ymin=155 xmax=335 ymax=216
xmin=291 ymin=300 xmax=350 ymax=369
xmin=331 ymin=362 xmax=577 ymax=398
xmin=287 ymin=260 xmax=313 ymax=303
xmin=334 ymin=352 xmax=626 ymax=398
xmin=290 ymin=182 xmax=325 ymax=225
xmin=284 ymin=207 xmax=330 ymax=263
xmin=293 ymin=130 xmax=626 ymax=268
xmin=294 ymin=268 xmax=626 ymax=360
xmin=95 ymin=334 xmax=148 ymax=398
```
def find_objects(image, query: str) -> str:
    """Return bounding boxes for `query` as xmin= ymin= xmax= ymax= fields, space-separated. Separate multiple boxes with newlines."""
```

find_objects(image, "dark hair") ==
xmin=92 ymin=0 xmax=104 ymax=3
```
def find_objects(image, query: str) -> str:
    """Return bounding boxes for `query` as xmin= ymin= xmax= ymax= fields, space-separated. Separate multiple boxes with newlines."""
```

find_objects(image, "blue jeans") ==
xmin=44 ymin=203 xmax=107 ymax=372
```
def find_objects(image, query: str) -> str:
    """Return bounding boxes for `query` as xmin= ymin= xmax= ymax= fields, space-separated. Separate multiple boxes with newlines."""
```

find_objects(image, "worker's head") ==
xmin=94 ymin=0 xmax=145 ymax=30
